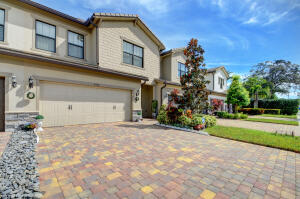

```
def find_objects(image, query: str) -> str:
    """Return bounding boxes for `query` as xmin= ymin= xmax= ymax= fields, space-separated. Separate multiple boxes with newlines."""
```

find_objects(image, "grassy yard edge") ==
xmin=262 ymin=114 xmax=297 ymax=119
xmin=243 ymin=118 xmax=299 ymax=126
xmin=205 ymin=125 xmax=300 ymax=153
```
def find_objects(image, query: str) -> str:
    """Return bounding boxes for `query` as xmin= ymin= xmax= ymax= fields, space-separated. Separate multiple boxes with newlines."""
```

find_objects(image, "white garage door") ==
xmin=39 ymin=81 xmax=131 ymax=127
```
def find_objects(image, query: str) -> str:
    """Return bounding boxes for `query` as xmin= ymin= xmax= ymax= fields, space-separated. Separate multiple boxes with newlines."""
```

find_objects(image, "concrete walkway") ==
xmin=217 ymin=119 xmax=300 ymax=136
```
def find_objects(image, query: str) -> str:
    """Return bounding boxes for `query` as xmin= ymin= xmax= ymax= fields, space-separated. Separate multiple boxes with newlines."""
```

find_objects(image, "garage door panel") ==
xmin=40 ymin=82 xmax=131 ymax=127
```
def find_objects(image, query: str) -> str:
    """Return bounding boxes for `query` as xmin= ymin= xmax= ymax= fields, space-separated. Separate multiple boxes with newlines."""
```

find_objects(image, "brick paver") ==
xmin=217 ymin=118 xmax=300 ymax=136
xmin=0 ymin=132 xmax=11 ymax=157
xmin=37 ymin=120 xmax=300 ymax=199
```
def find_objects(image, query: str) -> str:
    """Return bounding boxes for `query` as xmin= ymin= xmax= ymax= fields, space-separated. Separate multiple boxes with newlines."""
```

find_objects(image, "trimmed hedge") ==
xmin=239 ymin=108 xmax=264 ymax=115
xmin=245 ymin=99 xmax=299 ymax=115
xmin=263 ymin=109 xmax=280 ymax=115
xmin=216 ymin=111 xmax=248 ymax=119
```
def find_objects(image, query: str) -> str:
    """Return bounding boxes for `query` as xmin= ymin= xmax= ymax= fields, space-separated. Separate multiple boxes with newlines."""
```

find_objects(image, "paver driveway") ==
xmin=37 ymin=120 xmax=300 ymax=199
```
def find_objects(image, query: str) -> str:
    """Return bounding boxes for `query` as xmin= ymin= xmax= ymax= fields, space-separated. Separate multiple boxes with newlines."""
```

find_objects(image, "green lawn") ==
xmin=244 ymin=118 xmax=299 ymax=126
xmin=205 ymin=125 xmax=300 ymax=153
xmin=262 ymin=114 xmax=297 ymax=119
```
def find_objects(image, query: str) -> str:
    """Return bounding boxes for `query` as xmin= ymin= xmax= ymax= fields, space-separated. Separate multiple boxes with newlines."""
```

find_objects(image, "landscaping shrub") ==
xmin=193 ymin=113 xmax=204 ymax=118
xmin=233 ymin=113 xmax=240 ymax=119
xmin=157 ymin=105 xmax=169 ymax=124
xmin=203 ymin=115 xmax=217 ymax=128
xmin=240 ymin=114 xmax=248 ymax=119
xmin=245 ymin=99 xmax=299 ymax=115
xmin=167 ymin=106 xmax=182 ymax=124
xmin=191 ymin=117 xmax=204 ymax=126
xmin=216 ymin=111 xmax=228 ymax=118
xmin=178 ymin=115 xmax=192 ymax=127
xmin=228 ymin=114 xmax=235 ymax=119
xmin=264 ymin=109 xmax=280 ymax=115
xmin=239 ymin=108 xmax=264 ymax=115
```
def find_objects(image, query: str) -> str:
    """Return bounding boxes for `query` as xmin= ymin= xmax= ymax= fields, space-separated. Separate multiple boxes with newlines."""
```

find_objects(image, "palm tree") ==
xmin=243 ymin=77 xmax=270 ymax=108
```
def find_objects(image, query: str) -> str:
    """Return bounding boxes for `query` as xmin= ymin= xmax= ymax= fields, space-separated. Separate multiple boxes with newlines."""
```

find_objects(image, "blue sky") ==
xmin=35 ymin=0 xmax=300 ymax=97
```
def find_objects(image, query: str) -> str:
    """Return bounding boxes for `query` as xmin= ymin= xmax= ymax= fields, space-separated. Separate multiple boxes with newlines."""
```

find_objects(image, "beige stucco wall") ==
xmin=98 ymin=21 xmax=161 ymax=85
xmin=0 ymin=55 xmax=141 ymax=114
xmin=0 ymin=0 xmax=97 ymax=65
xmin=160 ymin=55 xmax=172 ymax=81
xmin=171 ymin=52 xmax=186 ymax=83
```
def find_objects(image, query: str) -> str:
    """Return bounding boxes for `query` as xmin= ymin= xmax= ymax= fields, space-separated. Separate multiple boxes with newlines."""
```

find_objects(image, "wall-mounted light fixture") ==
xmin=11 ymin=75 xmax=17 ymax=88
xmin=29 ymin=76 xmax=34 ymax=89
xmin=135 ymin=89 xmax=140 ymax=102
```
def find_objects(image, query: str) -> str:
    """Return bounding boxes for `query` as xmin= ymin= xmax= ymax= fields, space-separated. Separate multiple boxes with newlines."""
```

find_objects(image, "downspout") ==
xmin=160 ymin=81 xmax=167 ymax=106
xmin=212 ymin=72 xmax=215 ymax=91
xmin=89 ymin=17 xmax=99 ymax=66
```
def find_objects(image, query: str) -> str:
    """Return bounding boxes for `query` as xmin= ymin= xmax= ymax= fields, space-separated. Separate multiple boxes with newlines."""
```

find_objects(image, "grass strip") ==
xmin=262 ymin=114 xmax=297 ymax=119
xmin=244 ymin=118 xmax=298 ymax=126
xmin=205 ymin=125 xmax=300 ymax=153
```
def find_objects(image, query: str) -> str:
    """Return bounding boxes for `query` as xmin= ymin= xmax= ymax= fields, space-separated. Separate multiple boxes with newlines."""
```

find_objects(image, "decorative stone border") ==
xmin=5 ymin=112 xmax=39 ymax=132
xmin=0 ymin=130 xmax=42 ymax=198
xmin=155 ymin=123 xmax=209 ymax=136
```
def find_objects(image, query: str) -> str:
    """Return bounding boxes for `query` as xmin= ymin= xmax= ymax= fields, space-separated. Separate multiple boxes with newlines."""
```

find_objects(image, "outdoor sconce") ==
xmin=135 ymin=89 xmax=140 ymax=102
xmin=29 ymin=76 xmax=34 ymax=89
xmin=11 ymin=75 xmax=17 ymax=88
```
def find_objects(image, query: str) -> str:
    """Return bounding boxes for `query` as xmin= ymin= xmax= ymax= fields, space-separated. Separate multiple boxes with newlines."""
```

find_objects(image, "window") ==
xmin=178 ymin=62 xmax=187 ymax=77
xmin=123 ymin=41 xmax=143 ymax=68
xmin=218 ymin=77 xmax=225 ymax=89
xmin=68 ymin=31 xmax=84 ymax=59
xmin=35 ymin=20 xmax=56 ymax=52
xmin=0 ymin=9 xmax=4 ymax=42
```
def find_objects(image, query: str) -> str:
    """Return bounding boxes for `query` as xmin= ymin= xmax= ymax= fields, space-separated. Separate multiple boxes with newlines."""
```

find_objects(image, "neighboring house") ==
xmin=0 ymin=0 xmax=228 ymax=132
xmin=160 ymin=48 xmax=229 ymax=112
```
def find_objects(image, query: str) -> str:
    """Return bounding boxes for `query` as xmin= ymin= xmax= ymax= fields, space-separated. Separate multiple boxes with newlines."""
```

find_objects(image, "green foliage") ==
xmin=263 ymin=109 xmax=280 ymax=115
xmin=180 ymin=39 xmax=210 ymax=113
xmin=250 ymin=60 xmax=300 ymax=96
xmin=240 ymin=114 xmax=248 ymax=119
xmin=203 ymin=115 xmax=216 ymax=128
xmin=151 ymin=100 xmax=158 ymax=113
xmin=244 ymin=118 xmax=298 ymax=126
xmin=216 ymin=111 xmax=248 ymax=120
xmin=193 ymin=113 xmax=204 ymax=118
xmin=239 ymin=108 xmax=264 ymax=115
xmin=233 ymin=113 xmax=240 ymax=119
xmin=35 ymin=115 xmax=44 ymax=120
xmin=227 ymin=75 xmax=250 ymax=111
xmin=191 ymin=117 xmax=204 ymax=126
xmin=178 ymin=115 xmax=192 ymax=127
xmin=244 ymin=99 xmax=299 ymax=115
xmin=243 ymin=76 xmax=270 ymax=99
xmin=262 ymin=114 xmax=297 ymax=119
xmin=205 ymin=126 xmax=300 ymax=152
xmin=216 ymin=111 xmax=227 ymax=118
xmin=157 ymin=105 xmax=169 ymax=124
xmin=167 ymin=106 xmax=182 ymax=124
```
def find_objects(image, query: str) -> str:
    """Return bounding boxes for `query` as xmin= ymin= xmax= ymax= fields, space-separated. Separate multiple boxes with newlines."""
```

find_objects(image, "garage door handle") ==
xmin=68 ymin=105 xmax=72 ymax=110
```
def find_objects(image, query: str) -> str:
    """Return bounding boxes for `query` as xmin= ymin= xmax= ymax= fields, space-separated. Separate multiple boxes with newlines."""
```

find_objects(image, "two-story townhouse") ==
xmin=0 ymin=0 xmax=165 ymax=131
xmin=160 ymin=48 xmax=229 ymax=111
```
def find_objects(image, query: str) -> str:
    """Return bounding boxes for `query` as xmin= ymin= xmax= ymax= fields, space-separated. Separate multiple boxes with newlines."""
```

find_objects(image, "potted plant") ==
xmin=35 ymin=115 xmax=44 ymax=132
xmin=192 ymin=117 xmax=205 ymax=130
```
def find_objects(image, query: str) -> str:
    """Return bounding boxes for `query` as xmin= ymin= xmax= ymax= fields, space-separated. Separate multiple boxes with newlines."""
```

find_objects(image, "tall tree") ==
xmin=180 ymin=38 xmax=210 ymax=113
xmin=227 ymin=75 xmax=250 ymax=112
xmin=250 ymin=60 xmax=300 ymax=97
xmin=243 ymin=76 xmax=270 ymax=108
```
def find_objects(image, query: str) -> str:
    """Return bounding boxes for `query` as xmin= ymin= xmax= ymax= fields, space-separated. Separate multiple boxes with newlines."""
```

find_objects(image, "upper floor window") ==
xmin=68 ymin=31 xmax=84 ymax=59
xmin=36 ymin=20 xmax=56 ymax=52
xmin=218 ymin=77 xmax=225 ymax=89
xmin=178 ymin=62 xmax=187 ymax=77
xmin=123 ymin=41 xmax=143 ymax=68
xmin=0 ymin=9 xmax=4 ymax=42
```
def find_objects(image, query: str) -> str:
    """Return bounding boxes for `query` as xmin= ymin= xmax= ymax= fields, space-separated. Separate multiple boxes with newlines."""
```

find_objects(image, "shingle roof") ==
xmin=160 ymin=47 xmax=185 ymax=56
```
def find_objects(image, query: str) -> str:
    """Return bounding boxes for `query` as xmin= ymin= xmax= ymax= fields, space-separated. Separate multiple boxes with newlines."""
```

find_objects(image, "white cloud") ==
xmin=243 ymin=17 xmax=257 ymax=24
xmin=198 ymin=0 xmax=300 ymax=26
xmin=67 ymin=0 xmax=170 ymax=14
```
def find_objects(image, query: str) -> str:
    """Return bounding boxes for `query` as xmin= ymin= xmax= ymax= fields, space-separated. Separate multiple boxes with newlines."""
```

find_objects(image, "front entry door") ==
xmin=0 ymin=78 xmax=5 ymax=131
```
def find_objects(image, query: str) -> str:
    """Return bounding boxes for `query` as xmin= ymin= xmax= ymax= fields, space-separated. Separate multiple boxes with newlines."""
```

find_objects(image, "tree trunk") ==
xmin=234 ymin=104 xmax=238 ymax=113
xmin=254 ymin=91 xmax=258 ymax=108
